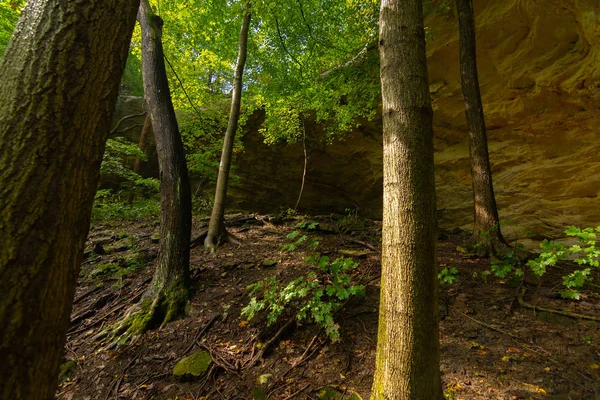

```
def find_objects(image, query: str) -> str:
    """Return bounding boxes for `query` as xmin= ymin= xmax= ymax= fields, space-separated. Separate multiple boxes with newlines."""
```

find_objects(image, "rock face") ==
xmin=231 ymin=0 xmax=600 ymax=239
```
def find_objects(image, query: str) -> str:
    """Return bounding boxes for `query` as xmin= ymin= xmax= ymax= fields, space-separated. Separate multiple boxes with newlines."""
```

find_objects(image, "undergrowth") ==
xmin=242 ymin=223 xmax=365 ymax=341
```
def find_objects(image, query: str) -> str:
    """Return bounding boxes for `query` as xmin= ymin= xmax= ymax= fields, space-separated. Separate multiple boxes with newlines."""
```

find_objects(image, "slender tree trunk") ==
xmin=205 ymin=4 xmax=252 ymax=251
xmin=127 ymin=114 xmax=154 ymax=202
xmin=132 ymin=114 xmax=154 ymax=175
xmin=137 ymin=0 xmax=192 ymax=324
xmin=0 ymin=0 xmax=139 ymax=398
xmin=371 ymin=0 xmax=443 ymax=398
xmin=456 ymin=0 xmax=508 ymax=255
xmin=294 ymin=117 xmax=308 ymax=212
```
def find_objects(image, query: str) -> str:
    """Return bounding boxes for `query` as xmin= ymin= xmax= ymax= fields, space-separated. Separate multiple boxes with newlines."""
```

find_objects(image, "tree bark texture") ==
xmin=456 ymin=0 xmax=507 ymax=254
xmin=138 ymin=0 xmax=192 ymax=300
xmin=205 ymin=5 xmax=251 ymax=249
xmin=0 ymin=0 xmax=139 ymax=399
xmin=371 ymin=0 xmax=443 ymax=398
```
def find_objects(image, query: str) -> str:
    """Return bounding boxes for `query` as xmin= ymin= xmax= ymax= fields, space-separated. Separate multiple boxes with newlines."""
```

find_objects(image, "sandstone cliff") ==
xmin=232 ymin=0 xmax=600 ymax=240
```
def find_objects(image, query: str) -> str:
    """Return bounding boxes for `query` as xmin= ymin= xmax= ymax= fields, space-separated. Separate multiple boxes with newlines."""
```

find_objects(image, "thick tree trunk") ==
xmin=456 ymin=0 xmax=508 ymax=256
xmin=205 ymin=5 xmax=252 ymax=251
xmin=371 ymin=0 xmax=443 ymax=399
xmin=0 ymin=0 xmax=139 ymax=398
xmin=138 ymin=0 xmax=192 ymax=323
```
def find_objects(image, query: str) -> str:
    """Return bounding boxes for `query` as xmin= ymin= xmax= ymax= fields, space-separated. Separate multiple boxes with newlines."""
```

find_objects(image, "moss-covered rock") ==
xmin=338 ymin=249 xmax=370 ymax=258
xmin=172 ymin=351 xmax=212 ymax=379
xmin=318 ymin=387 xmax=362 ymax=400
xmin=105 ymin=235 xmax=138 ymax=253
xmin=261 ymin=258 xmax=278 ymax=268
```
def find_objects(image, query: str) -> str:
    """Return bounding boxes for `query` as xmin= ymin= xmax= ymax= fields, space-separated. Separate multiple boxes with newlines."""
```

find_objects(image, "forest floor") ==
xmin=56 ymin=214 xmax=600 ymax=400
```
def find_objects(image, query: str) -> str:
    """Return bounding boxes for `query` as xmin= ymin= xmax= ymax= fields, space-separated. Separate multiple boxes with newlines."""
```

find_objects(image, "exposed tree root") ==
xmin=204 ymin=225 xmax=241 ymax=253
xmin=95 ymin=283 xmax=189 ymax=349
xmin=518 ymin=288 xmax=600 ymax=322
xmin=465 ymin=233 xmax=513 ymax=258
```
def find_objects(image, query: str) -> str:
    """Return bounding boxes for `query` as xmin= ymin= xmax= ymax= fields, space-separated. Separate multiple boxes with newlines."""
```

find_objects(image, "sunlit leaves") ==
xmin=0 ymin=0 xmax=23 ymax=59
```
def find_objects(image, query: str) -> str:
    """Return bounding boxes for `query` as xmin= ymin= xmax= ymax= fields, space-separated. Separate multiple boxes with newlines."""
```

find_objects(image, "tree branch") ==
xmin=110 ymin=112 xmax=147 ymax=135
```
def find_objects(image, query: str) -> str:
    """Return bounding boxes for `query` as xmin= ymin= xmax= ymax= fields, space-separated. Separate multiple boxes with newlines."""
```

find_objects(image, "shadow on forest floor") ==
xmin=57 ymin=214 xmax=600 ymax=399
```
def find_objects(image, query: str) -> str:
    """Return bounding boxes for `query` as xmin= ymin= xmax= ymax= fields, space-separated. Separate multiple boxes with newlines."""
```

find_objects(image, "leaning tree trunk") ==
xmin=114 ymin=0 xmax=192 ymax=335
xmin=204 ymin=5 xmax=252 ymax=251
xmin=0 ymin=0 xmax=139 ymax=398
xmin=371 ymin=0 xmax=443 ymax=399
xmin=456 ymin=0 xmax=508 ymax=256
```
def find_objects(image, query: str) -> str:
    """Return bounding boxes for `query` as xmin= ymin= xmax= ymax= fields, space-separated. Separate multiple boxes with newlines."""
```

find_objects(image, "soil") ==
xmin=56 ymin=214 xmax=600 ymax=400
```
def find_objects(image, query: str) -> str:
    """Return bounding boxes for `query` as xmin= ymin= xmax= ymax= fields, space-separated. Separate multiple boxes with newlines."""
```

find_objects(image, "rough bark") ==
xmin=205 ymin=5 xmax=252 ymax=251
xmin=371 ymin=0 xmax=443 ymax=398
xmin=0 ymin=0 xmax=139 ymax=398
xmin=456 ymin=0 xmax=508 ymax=256
xmin=138 ymin=0 xmax=192 ymax=321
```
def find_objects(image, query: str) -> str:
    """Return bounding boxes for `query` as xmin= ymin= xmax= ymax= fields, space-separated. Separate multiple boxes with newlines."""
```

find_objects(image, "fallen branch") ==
xmin=451 ymin=306 xmax=596 ymax=382
xmin=246 ymin=318 xmax=296 ymax=368
xmin=110 ymin=112 xmax=146 ymax=135
xmin=282 ymin=332 xmax=325 ymax=379
xmin=104 ymin=349 xmax=146 ymax=400
xmin=282 ymin=383 xmax=310 ymax=400
xmin=350 ymin=239 xmax=378 ymax=252
xmin=182 ymin=314 xmax=220 ymax=355
xmin=518 ymin=288 xmax=600 ymax=321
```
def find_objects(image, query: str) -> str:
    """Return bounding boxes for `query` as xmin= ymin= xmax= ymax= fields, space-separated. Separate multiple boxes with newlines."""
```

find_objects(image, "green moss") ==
xmin=172 ymin=351 xmax=212 ymax=378
xmin=104 ymin=235 xmax=138 ymax=253
xmin=261 ymin=258 xmax=278 ymax=268
xmin=90 ymin=262 xmax=120 ymax=278
xmin=58 ymin=360 xmax=77 ymax=382
xmin=162 ymin=278 xmax=190 ymax=323
xmin=318 ymin=387 xmax=362 ymax=400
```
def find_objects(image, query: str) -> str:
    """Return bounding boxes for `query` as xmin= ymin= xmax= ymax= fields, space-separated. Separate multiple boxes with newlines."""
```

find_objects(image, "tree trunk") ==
xmin=456 ymin=0 xmax=508 ymax=256
xmin=205 ymin=4 xmax=252 ymax=251
xmin=132 ymin=114 xmax=154 ymax=175
xmin=0 ymin=0 xmax=139 ymax=398
xmin=136 ymin=0 xmax=192 ymax=325
xmin=371 ymin=0 xmax=443 ymax=398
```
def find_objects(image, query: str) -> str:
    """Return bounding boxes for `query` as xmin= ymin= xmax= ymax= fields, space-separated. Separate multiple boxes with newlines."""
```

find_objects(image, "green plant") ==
xmin=280 ymin=229 xmax=319 ymax=252
xmin=295 ymin=220 xmax=318 ymax=230
xmin=489 ymin=249 xmax=524 ymax=280
xmin=527 ymin=226 xmax=600 ymax=299
xmin=91 ymin=196 xmax=160 ymax=221
xmin=242 ymin=255 xmax=364 ymax=341
xmin=438 ymin=267 xmax=459 ymax=285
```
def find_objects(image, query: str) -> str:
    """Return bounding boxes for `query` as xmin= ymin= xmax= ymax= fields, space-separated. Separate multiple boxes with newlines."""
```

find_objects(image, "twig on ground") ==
xmin=452 ymin=306 xmax=596 ymax=382
xmin=104 ymin=349 xmax=146 ymax=400
xmin=199 ymin=344 xmax=239 ymax=375
xmin=282 ymin=383 xmax=310 ymax=400
xmin=281 ymin=332 xmax=322 ymax=379
xmin=246 ymin=318 xmax=296 ymax=368
xmin=182 ymin=314 xmax=220 ymax=355
xmin=73 ymin=285 xmax=104 ymax=305
xmin=518 ymin=288 xmax=600 ymax=321
xmin=350 ymin=239 xmax=378 ymax=252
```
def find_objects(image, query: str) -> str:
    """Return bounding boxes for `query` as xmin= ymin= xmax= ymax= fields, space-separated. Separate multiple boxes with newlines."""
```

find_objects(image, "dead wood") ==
xmin=518 ymin=288 xmax=600 ymax=322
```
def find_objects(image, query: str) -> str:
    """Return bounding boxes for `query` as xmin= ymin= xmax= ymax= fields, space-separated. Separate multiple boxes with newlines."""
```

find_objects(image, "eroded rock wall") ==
xmin=231 ymin=0 xmax=600 ymax=238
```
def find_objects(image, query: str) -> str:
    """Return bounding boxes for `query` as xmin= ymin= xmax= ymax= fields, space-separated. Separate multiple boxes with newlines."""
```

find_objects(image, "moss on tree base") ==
xmin=97 ymin=279 xmax=189 ymax=347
